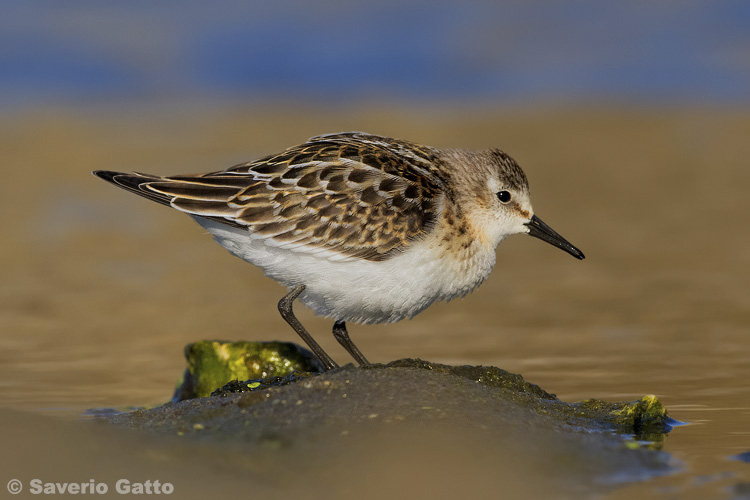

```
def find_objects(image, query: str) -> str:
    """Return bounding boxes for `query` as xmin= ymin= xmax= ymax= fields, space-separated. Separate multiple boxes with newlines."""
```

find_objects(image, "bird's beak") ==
xmin=524 ymin=215 xmax=585 ymax=260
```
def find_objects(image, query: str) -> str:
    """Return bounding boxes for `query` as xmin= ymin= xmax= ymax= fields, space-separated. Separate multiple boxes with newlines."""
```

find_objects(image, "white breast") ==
xmin=193 ymin=217 xmax=497 ymax=324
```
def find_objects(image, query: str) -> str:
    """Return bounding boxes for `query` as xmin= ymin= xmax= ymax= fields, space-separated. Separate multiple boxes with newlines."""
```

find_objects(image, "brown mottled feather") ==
xmin=94 ymin=133 xmax=449 ymax=261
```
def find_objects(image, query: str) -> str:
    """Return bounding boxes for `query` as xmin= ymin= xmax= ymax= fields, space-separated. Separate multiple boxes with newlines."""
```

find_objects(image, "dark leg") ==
xmin=278 ymin=285 xmax=338 ymax=370
xmin=332 ymin=320 xmax=370 ymax=366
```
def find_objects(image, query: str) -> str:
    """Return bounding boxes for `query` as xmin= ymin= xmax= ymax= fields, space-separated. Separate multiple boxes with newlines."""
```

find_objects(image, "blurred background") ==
xmin=2 ymin=1 xmax=750 ymax=497
xmin=4 ymin=2 xmax=750 ymax=109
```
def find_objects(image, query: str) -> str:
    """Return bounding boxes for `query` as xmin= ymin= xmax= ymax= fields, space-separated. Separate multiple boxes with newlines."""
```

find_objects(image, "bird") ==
xmin=94 ymin=132 xmax=584 ymax=370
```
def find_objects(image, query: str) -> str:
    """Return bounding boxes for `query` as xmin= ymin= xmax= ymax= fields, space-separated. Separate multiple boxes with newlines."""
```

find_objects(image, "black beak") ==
xmin=525 ymin=215 xmax=585 ymax=260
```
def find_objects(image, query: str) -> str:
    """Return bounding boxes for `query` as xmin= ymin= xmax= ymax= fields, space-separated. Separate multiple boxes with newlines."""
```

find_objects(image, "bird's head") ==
xmin=446 ymin=148 xmax=584 ymax=260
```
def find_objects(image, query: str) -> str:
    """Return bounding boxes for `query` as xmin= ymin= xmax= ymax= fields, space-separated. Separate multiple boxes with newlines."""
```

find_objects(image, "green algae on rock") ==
xmin=573 ymin=394 xmax=671 ymax=439
xmin=172 ymin=341 xmax=325 ymax=401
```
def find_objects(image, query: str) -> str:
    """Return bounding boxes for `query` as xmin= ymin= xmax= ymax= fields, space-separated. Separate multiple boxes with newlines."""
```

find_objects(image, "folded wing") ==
xmin=94 ymin=133 xmax=447 ymax=262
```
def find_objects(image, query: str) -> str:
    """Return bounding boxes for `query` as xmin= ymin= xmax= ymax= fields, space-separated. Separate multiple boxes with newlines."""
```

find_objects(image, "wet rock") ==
xmin=376 ymin=358 xmax=557 ymax=399
xmin=206 ymin=357 xmax=674 ymax=442
xmin=377 ymin=359 xmax=673 ymax=441
xmin=172 ymin=340 xmax=325 ymax=401
xmin=107 ymin=352 xmax=677 ymax=494
xmin=210 ymin=371 xmax=316 ymax=397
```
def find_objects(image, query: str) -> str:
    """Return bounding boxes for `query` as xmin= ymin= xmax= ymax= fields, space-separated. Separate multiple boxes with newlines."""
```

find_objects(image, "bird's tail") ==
xmin=93 ymin=170 xmax=174 ymax=208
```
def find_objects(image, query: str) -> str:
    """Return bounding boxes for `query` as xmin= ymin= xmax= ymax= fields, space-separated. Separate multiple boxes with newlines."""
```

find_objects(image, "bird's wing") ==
xmin=94 ymin=133 xmax=449 ymax=262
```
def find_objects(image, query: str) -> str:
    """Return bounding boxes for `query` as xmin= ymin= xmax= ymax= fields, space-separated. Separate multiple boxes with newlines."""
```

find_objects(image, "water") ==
xmin=3 ymin=2 xmax=750 ymax=109
xmin=1 ymin=106 xmax=749 ymax=497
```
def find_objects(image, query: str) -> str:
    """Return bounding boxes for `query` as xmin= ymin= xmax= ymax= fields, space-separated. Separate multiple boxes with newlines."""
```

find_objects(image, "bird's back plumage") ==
xmin=94 ymin=132 xmax=455 ymax=262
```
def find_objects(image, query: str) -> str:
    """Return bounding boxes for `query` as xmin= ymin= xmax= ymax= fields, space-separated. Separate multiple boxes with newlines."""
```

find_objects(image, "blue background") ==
xmin=2 ymin=1 xmax=749 ymax=109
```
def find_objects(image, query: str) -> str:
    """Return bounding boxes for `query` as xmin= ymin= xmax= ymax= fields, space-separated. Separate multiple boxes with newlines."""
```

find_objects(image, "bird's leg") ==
xmin=332 ymin=320 xmax=370 ymax=366
xmin=278 ymin=285 xmax=338 ymax=371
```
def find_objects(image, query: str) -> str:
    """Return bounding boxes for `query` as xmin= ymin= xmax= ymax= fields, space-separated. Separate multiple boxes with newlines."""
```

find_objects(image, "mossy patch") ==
xmin=172 ymin=340 xmax=324 ymax=401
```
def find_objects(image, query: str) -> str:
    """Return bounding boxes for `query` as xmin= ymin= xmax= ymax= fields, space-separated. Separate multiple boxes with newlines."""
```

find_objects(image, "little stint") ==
xmin=94 ymin=132 xmax=584 ymax=369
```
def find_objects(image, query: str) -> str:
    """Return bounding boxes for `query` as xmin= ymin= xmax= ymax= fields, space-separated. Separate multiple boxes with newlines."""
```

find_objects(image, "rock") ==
xmin=204 ymin=358 xmax=673 ymax=443
xmin=375 ymin=360 xmax=673 ymax=441
xmin=107 ymin=353 xmax=676 ymax=493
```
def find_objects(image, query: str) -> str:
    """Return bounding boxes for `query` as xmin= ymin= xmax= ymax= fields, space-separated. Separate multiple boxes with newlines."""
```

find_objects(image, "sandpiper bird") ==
xmin=94 ymin=132 xmax=584 ymax=370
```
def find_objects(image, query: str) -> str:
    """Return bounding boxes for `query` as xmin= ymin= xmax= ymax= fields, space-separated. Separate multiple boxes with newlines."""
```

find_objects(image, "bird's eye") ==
xmin=496 ymin=190 xmax=511 ymax=203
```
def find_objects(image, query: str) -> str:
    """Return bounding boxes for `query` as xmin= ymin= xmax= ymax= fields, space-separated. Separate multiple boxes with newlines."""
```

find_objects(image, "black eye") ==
xmin=496 ymin=190 xmax=511 ymax=203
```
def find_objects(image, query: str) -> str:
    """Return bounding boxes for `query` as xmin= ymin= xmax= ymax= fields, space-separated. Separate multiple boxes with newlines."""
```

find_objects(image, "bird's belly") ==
xmin=298 ymin=245 xmax=492 ymax=324
xmin=195 ymin=217 xmax=496 ymax=324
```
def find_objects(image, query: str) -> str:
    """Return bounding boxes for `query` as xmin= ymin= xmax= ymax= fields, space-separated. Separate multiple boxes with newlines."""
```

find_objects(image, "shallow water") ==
xmin=1 ymin=106 xmax=749 ymax=497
